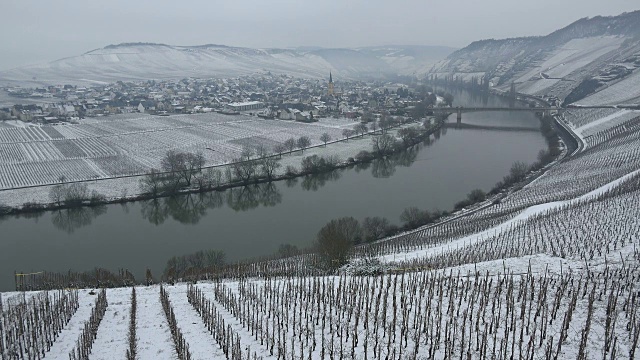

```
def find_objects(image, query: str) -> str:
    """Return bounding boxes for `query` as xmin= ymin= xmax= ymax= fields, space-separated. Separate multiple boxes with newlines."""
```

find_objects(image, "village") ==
xmin=0 ymin=73 xmax=447 ymax=126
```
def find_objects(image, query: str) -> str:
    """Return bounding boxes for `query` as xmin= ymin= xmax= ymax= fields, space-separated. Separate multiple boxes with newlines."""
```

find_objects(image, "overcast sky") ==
xmin=1 ymin=0 xmax=637 ymax=70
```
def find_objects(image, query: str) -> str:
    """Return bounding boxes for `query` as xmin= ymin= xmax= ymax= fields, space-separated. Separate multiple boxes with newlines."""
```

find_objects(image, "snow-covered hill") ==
xmin=0 ymin=43 xmax=455 ymax=86
xmin=431 ymin=10 xmax=640 ymax=104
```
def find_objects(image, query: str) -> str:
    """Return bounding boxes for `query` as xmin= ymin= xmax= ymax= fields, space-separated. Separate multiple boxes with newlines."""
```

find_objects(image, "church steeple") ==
xmin=328 ymin=71 xmax=334 ymax=96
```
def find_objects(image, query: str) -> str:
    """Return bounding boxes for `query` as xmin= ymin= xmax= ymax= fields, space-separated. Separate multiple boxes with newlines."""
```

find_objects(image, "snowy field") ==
xmin=3 ymin=250 xmax=639 ymax=360
xmin=2 ymin=113 xmax=640 ymax=360
xmin=0 ymin=44 xmax=334 ymax=86
xmin=0 ymin=117 xmax=394 ymax=208
xmin=0 ymin=114 xmax=386 ymax=204
xmin=513 ymin=36 xmax=625 ymax=95
xmin=577 ymin=68 xmax=640 ymax=106
xmin=3 ymin=110 xmax=640 ymax=359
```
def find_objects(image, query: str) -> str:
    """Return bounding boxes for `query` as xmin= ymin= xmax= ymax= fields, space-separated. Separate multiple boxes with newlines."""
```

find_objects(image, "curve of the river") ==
xmin=0 ymin=89 xmax=547 ymax=290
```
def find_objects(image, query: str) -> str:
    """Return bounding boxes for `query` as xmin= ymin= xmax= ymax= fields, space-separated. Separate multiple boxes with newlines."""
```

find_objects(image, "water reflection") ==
xmin=51 ymin=206 xmax=107 ymax=233
xmin=371 ymin=158 xmax=396 ymax=178
xmin=227 ymin=182 xmax=282 ymax=211
xmin=391 ymin=145 xmax=420 ymax=167
xmin=41 ymin=132 xmax=440 ymax=231
xmin=301 ymin=170 xmax=342 ymax=191
xmin=141 ymin=191 xmax=225 ymax=225
xmin=285 ymin=177 xmax=298 ymax=188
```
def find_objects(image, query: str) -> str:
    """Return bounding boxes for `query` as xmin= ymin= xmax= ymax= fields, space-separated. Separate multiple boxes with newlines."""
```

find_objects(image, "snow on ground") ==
xmin=378 ymin=168 xmax=640 ymax=264
xmin=574 ymin=109 xmax=638 ymax=137
xmin=194 ymin=283 xmax=278 ymax=360
xmin=90 ymin=288 xmax=130 ymax=360
xmin=0 ymin=119 xmax=411 ymax=208
xmin=164 ymin=285 xmax=227 ymax=360
xmin=136 ymin=286 xmax=177 ymax=360
xmin=0 ymin=113 xmax=368 ymax=190
xmin=47 ymin=289 xmax=100 ymax=359
xmin=1 ymin=43 xmax=395 ymax=86
xmin=0 ymin=120 xmax=34 ymax=128
xmin=578 ymin=68 xmax=640 ymax=105
xmin=515 ymin=36 xmax=625 ymax=95
xmin=434 ymin=236 xmax=638 ymax=278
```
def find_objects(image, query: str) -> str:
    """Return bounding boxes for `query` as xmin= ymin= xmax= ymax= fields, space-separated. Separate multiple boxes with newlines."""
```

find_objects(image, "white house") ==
xmin=226 ymin=101 xmax=264 ymax=112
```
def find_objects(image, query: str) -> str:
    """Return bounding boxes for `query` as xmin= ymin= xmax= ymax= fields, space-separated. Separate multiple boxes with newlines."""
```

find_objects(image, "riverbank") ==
xmin=0 ymin=118 xmax=440 ymax=215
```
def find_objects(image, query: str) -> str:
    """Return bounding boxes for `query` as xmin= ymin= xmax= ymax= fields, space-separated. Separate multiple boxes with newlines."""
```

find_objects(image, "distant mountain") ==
xmin=431 ymin=10 xmax=640 ymax=103
xmin=357 ymin=45 xmax=457 ymax=75
xmin=0 ymin=43 xmax=455 ymax=87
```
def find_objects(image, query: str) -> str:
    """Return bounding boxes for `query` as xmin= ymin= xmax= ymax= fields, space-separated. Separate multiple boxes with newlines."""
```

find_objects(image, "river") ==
xmin=0 ymin=90 xmax=547 ymax=290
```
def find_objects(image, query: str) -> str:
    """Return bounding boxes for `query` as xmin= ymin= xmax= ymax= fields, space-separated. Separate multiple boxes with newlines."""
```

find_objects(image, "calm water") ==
xmin=0 ymin=90 xmax=547 ymax=290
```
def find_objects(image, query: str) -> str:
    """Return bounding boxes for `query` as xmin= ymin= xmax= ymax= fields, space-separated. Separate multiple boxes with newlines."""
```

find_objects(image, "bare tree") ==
xmin=400 ymin=207 xmax=431 ymax=228
xmin=320 ymin=132 xmax=332 ymax=147
xmin=378 ymin=117 xmax=389 ymax=133
xmin=160 ymin=150 xmax=205 ymax=188
xmin=370 ymin=120 xmax=379 ymax=134
xmin=63 ymin=183 xmax=89 ymax=206
xmin=180 ymin=152 xmax=205 ymax=186
xmin=278 ymin=243 xmax=300 ymax=258
xmin=284 ymin=138 xmax=297 ymax=154
xmin=254 ymin=143 xmax=268 ymax=159
xmin=240 ymin=146 xmax=254 ymax=161
xmin=260 ymin=156 xmax=282 ymax=181
xmin=49 ymin=184 xmax=65 ymax=206
xmin=354 ymin=123 xmax=368 ymax=137
xmin=224 ymin=166 xmax=234 ymax=184
xmin=139 ymin=169 xmax=164 ymax=195
xmin=342 ymin=129 xmax=354 ymax=141
xmin=316 ymin=217 xmax=362 ymax=268
xmin=371 ymin=134 xmax=397 ymax=156
xmin=467 ymin=189 xmax=486 ymax=203
xmin=508 ymin=161 xmax=529 ymax=183
xmin=273 ymin=143 xmax=286 ymax=158
xmin=232 ymin=158 xmax=258 ymax=184
xmin=297 ymin=136 xmax=311 ymax=153
xmin=160 ymin=149 xmax=183 ymax=174
xmin=398 ymin=126 xmax=420 ymax=145
xmin=363 ymin=216 xmax=390 ymax=242
xmin=204 ymin=168 xmax=223 ymax=188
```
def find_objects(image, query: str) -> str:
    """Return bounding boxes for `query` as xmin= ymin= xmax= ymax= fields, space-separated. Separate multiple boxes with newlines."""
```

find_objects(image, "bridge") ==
xmin=434 ymin=105 xmax=616 ymax=122
xmin=442 ymin=123 xmax=541 ymax=133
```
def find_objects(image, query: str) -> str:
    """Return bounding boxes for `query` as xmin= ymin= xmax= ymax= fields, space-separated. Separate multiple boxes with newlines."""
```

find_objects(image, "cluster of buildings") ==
xmin=0 ymin=73 xmax=434 ymax=124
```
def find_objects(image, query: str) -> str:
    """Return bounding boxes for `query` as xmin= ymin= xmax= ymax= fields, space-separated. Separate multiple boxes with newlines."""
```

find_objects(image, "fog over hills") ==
xmin=0 ymin=44 xmax=456 ymax=86
xmin=2 ymin=9 xmax=639 ymax=105
xmin=431 ymin=10 xmax=640 ymax=104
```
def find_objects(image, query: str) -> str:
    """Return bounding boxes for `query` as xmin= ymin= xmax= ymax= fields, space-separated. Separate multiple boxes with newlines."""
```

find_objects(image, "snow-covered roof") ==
xmin=228 ymin=101 xmax=263 ymax=107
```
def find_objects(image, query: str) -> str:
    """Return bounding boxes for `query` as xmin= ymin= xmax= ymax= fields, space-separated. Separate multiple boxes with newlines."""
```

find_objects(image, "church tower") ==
xmin=327 ymin=71 xmax=334 ymax=96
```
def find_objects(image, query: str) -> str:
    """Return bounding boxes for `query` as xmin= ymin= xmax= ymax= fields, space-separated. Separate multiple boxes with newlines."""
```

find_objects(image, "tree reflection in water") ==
xmin=47 ymin=140 xmax=439 ymax=230
xmin=371 ymin=158 xmax=396 ymax=178
xmin=392 ymin=144 xmax=420 ymax=167
xmin=227 ymin=182 xmax=282 ymax=211
xmin=51 ymin=206 xmax=107 ymax=234
xmin=301 ymin=170 xmax=342 ymax=191
xmin=142 ymin=191 xmax=225 ymax=225
xmin=285 ymin=177 xmax=298 ymax=188
xmin=141 ymin=182 xmax=282 ymax=224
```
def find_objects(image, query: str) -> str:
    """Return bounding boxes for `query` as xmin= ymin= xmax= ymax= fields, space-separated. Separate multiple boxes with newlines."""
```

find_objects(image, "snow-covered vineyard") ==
xmin=2 ymin=105 xmax=640 ymax=358
xmin=0 ymin=113 xmax=359 ymax=190
xmin=2 ymin=264 xmax=639 ymax=359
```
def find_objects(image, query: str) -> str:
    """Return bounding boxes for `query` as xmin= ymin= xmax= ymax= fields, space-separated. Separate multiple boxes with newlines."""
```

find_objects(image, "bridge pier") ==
xmin=456 ymin=108 xmax=462 ymax=123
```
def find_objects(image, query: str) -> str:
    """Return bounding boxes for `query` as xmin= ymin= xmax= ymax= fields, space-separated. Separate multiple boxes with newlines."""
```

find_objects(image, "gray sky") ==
xmin=1 ymin=0 xmax=637 ymax=70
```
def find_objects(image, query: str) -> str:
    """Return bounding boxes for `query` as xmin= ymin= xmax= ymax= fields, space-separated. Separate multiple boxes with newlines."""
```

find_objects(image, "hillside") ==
xmin=431 ymin=10 xmax=640 ymax=104
xmin=3 ymin=11 xmax=640 ymax=360
xmin=0 ymin=44 xmax=455 ymax=87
